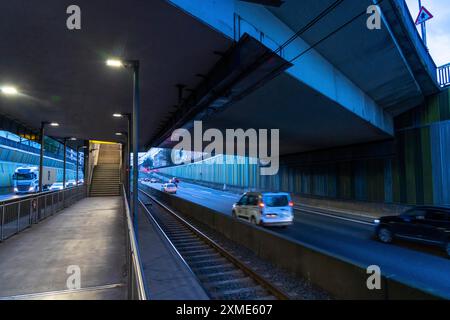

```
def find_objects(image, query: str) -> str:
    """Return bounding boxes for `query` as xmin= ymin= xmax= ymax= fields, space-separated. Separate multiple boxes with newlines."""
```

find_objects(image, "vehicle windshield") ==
xmin=166 ymin=183 xmax=176 ymax=188
xmin=402 ymin=209 xmax=426 ymax=217
xmin=14 ymin=173 xmax=35 ymax=180
xmin=263 ymin=195 xmax=289 ymax=207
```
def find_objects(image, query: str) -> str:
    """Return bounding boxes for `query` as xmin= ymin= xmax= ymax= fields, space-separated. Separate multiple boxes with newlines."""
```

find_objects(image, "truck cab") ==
xmin=12 ymin=167 xmax=39 ymax=194
xmin=12 ymin=166 xmax=57 ymax=194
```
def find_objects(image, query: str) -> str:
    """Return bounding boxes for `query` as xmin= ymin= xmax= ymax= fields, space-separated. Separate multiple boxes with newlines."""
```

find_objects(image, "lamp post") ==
xmin=115 ymin=132 xmax=129 ymax=198
xmin=107 ymin=59 xmax=140 ymax=234
xmin=63 ymin=138 xmax=68 ymax=189
xmin=113 ymin=113 xmax=132 ymax=200
xmin=39 ymin=121 xmax=59 ymax=192
xmin=76 ymin=145 xmax=87 ymax=186
xmin=64 ymin=137 xmax=77 ymax=188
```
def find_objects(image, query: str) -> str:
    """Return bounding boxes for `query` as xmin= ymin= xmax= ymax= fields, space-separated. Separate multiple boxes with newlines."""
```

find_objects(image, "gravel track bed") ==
xmin=176 ymin=214 xmax=333 ymax=300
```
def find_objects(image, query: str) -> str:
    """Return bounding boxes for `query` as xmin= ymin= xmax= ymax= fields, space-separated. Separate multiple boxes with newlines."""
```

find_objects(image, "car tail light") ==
xmin=288 ymin=201 xmax=294 ymax=207
xmin=259 ymin=202 xmax=265 ymax=208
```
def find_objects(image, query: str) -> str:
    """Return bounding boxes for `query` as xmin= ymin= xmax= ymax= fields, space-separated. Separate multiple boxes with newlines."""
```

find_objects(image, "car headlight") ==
xmin=29 ymin=186 xmax=35 ymax=191
xmin=14 ymin=187 xmax=18 ymax=192
xmin=374 ymin=219 xmax=380 ymax=224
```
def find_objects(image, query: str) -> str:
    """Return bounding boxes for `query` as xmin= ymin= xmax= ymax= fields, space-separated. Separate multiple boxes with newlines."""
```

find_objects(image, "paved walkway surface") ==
xmin=0 ymin=196 xmax=127 ymax=300
xmin=137 ymin=204 xmax=209 ymax=300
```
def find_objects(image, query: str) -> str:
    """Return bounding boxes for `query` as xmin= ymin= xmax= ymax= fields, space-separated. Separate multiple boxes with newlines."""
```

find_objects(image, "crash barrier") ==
xmin=0 ymin=185 xmax=87 ymax=241
xmin=141 ymin=184 xmax=441 ymax=300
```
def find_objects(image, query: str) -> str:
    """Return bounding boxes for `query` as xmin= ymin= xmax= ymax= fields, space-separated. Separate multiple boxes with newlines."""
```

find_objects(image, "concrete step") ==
xmin=91 ymin=145 xmax=122 ymax=198
xmin=91 ymin=182 xmax=120 ymax=185
xmin=90 ymin=186 xmax=120 ymax=189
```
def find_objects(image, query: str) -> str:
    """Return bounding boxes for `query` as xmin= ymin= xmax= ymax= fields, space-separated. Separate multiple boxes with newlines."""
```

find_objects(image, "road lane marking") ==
xmin=185 ymin=193 xmax=204 ymax=199
xmin=294 ymin=207 xmax=374 ymax=226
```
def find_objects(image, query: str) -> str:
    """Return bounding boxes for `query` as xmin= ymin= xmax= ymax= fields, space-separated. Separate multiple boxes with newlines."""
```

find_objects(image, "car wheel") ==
xmin=232 ymin=210 xmax=237 ymax=219
xmin=250 ymin=216 xmax=257 ymax=225
xmin=377 ymin=227 xmax=393 ymax=243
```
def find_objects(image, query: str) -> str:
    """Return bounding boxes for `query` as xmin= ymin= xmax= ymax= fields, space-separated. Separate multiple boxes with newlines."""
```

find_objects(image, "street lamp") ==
xmin=106 ymin=59 xmax=124 ymax=68
xmin=107 ymin=58 xmax=140 ymax=234
xmin=76 ymin=145 xmax=87 ymax=186
xmin=39 ymin=121 xmax=60 ymax=192
xmin=62 ymin=137 xmax=77 ymax=189
xmin=113 ymin=113 xmax=132 ymax=200
xmin=1 ymin=86 xmax=19 ymax=95
xmin=114 ymin=127 xmax=131 ymax=200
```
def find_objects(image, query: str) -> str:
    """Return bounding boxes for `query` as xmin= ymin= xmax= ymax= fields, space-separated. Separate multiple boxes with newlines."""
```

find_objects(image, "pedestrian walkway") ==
xmin=0 ymin=197 xmax=127 ymax=300
xmin=137 ymin=205 xmax=209 ymax=300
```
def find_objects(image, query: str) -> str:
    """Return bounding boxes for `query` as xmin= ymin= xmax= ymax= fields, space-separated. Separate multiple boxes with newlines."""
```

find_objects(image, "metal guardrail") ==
xmin=122 ymin=185 xmax=147 ymax=300
xmin=438 ymin=63 xmax=450 ymax=88
xmin=0 ymin=185 xmax=86 ymax=241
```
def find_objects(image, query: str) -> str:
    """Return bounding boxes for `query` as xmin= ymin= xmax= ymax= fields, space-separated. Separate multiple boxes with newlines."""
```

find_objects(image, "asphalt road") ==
xmin=0 ymin=193 xmax=23 ymax=202
xmin=141 ymin=179 xmax=450 ymax=299
xmin=0 ymin=193 xmax=20 ymax=201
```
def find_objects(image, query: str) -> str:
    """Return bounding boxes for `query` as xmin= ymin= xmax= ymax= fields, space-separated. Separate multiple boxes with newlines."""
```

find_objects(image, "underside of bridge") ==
xmin=146 ymin=0 xmax=441 ymax=155
xmin=0 ymin=0 xmax=232 ymax=147
xmin=0 ymin=0 xmax=440 ymax=158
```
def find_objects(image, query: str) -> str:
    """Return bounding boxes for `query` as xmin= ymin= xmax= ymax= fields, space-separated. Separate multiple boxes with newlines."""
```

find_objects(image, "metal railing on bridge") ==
xmin=122 ymin=185 xmax=148 ymax=300
xmin=0 ymin=185 xmax=86 ymax=241
xmin=438 ymin=63 xmax=450 ymax=88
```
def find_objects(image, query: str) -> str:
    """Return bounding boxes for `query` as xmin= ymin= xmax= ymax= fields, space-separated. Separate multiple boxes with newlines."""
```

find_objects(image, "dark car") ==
xmin=374 ymin=206 xmax=450 ymax=257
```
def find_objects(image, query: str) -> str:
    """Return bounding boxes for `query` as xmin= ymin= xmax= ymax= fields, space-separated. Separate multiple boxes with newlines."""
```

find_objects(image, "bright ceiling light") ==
xmin=115 ymin=132 xmax=123 ymax=136
xmin=112 ymin=113 xmax=124 ymax=118
xmin=1 ymin=86 xmax=18 ymax=95
xmin=69 ymin=137 xmax=77 ymax=141
xmin=49 ymin=122 xmax=59 ymax=127
xmin=106 ymin=59 xmax=124 ymax=68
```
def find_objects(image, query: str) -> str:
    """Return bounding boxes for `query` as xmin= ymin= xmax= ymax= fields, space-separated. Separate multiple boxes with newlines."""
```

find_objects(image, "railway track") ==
xmin=138 ymin=188 xmax=290 ymax=300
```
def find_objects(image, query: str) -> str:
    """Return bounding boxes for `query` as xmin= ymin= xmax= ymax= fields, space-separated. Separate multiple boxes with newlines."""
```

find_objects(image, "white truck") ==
xmin=12 ymin=166 xmax=57 ymax=194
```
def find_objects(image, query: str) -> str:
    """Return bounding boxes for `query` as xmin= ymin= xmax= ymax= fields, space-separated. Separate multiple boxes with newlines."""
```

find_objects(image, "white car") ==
xmin=150 ymin=178 xmax=158 ymax=183
xmin=161 ymin=183 xmax=177 ymax=194
xmin=49 ymin=182 xmax=64 ymax=191
xmin=66 ymin=180 xmax=76 ymax=188
xmin=232 ymin=192 xmax=294 ymax=227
